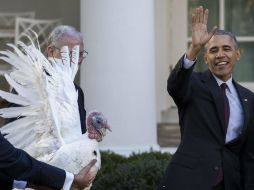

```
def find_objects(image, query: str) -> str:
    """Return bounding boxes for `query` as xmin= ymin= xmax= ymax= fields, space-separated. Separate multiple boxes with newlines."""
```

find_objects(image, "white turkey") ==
xmin=0 ymin=36 xmax=111 ymax=190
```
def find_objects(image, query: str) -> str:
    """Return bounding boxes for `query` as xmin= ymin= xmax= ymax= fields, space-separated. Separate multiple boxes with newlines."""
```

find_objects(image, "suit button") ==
xmin=214 ymin=166 xmax=219 ymax=171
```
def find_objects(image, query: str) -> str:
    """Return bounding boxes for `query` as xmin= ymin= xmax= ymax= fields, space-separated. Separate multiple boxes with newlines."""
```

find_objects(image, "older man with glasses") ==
xmin=2 ymin=25 xmax=101 ymax=190
xmin=46 ymin=25 xmax=101 ymax=141
xmin=46 ymin=25 xmax=89 ymax=136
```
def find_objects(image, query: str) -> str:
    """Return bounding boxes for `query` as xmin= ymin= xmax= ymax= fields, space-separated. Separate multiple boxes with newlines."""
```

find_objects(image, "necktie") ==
xmin=214 ymin=83 xmax=230 ymax=187
xmin=221 ymin=83 xmax=230 ymax=133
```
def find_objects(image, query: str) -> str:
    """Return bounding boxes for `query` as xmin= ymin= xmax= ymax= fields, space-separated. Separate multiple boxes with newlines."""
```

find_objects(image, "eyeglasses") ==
xmin=53 ymin=46 xmax=88 ymax=62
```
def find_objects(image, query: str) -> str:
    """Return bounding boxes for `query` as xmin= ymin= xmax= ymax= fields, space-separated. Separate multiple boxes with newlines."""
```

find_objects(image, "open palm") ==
xmin=191 ymin=6 xmax=214 ymax=47
xmin=187 ymin=6 xmax=217 ymax=60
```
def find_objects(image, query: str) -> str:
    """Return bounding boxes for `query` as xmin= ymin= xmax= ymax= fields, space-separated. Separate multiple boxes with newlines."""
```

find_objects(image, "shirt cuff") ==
xmin=63 ymin=171 xmax=74 ymax=190
xmin=13 ymin=180 xmax=27 ymax=189
xmin=183 ymin=53 xmax=196 ymax=69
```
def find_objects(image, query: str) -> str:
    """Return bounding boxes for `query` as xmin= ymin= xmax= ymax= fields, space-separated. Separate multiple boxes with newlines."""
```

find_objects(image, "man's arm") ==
xmin=0 ymin=173 xmax=13 ymax=190
xmin=0 ymin=132 xmax=97 ymax=189
xmin=167 ymin=6 xmax=217 ymax=107
xmin=0 ymin=132 xmax=66 ymax=189
xmin=240 ymin=107 xmax=254 ymax=190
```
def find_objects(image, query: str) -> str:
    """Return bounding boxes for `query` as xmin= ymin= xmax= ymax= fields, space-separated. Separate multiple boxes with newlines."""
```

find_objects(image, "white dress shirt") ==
xmin=212 ymin=76 xmax=244 ymax=143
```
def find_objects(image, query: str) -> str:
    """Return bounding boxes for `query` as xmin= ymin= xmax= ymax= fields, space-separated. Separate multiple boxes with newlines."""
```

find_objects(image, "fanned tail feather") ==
xmin=0 ymin=90 xmax=30 ymax=106
xmin=0 ymin=106 xmax=36 ymax=118
xmin=70 ymin=45 xmax=80 ymax=80
xmin=0 ymin=33 xmax=84 ymax=167
xmin=4 ymin=74 xmax=38 ymax=100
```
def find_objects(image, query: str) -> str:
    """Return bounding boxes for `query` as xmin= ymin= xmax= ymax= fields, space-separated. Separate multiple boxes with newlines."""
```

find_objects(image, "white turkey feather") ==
xmin=0 ymin=90 xmax=31 ymax=106
xmin=4 ymin=74 xmax=38 ymax=100
xmin=70 ymin=45 xmax=80 ymax=80
xmin=0 ymin=36 xmax=110 ymax=190
xmin=2 ymin=116 xmax=38 ymax=135
xmin=0 ymin=106 xmax=37 ymax=118
xmin=9 ymin=71 xmax=35 ymax=86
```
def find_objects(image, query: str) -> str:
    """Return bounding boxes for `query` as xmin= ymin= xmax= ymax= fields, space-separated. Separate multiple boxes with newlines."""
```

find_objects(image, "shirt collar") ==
xmin=212 ymin=74 xmax=233 ymax=93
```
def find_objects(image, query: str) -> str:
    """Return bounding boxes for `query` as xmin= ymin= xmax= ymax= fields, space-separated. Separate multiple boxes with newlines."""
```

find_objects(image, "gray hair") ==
xmin=204 ymin=29 xmax=239 ymax=51
xmin=47 ymin=25 xmax=83 ymax=47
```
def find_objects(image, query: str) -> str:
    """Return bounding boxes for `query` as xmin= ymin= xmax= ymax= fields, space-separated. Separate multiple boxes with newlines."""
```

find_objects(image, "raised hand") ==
xmin=187 ymin=6 xmax=217 ymax=60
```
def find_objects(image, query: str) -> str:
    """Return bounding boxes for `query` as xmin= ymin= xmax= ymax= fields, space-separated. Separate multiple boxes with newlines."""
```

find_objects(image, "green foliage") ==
xmin=92 ymin=150 xmax=172 ymax=190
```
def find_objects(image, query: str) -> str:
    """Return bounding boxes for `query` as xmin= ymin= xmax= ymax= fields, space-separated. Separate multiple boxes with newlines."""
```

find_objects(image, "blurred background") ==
xmin=0 ymin=0 xmax=253 ymax=156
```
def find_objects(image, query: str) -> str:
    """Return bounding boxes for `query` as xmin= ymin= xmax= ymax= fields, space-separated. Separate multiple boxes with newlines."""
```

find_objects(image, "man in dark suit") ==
xmin=157 ymin=6 xmax=254 ymax=190
xmin=0 ymin=131 xmax=97 ymax=189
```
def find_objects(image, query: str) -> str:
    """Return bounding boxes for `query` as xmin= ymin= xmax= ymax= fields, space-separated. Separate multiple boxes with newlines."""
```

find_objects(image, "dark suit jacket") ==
xmin=0 ymin=84 xmax=86 ymax=189
xmin=0 ymin=173 xmax=13 ymax=190
xmin=0 ymin=132 xmax=65 ymax=189
xmin=157 ymin=55 xmax=254 ymax=190
xmin=75 ymin=84 xmax=87 ymax=134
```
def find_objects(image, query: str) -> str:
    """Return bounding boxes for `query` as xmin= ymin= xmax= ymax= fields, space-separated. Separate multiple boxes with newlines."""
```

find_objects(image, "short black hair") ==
xmin=204 ymin=29 xmax=239 ymax=51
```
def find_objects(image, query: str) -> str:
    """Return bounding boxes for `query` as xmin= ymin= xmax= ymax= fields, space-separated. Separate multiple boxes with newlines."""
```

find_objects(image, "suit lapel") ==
xmin=200 ymin=71 xmax=250 ymax=146
xmin=201 ymin=70 xmax=225 ymax=142
xmin=223 ymin=81 xmax=249 ymax=150
xmin=233 ymin=81 xmax=249 ymax=136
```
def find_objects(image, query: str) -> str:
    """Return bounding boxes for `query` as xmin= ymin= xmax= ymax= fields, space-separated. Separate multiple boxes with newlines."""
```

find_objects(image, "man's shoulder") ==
xmin=191 ymin=69 xmax=211 ymax=81
xmin=234 ymin=81 xmax=254 ymax=96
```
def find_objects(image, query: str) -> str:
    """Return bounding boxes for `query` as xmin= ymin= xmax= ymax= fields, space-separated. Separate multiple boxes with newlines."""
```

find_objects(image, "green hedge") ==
xmin=92 ymin=150 xmax=172 ymax=190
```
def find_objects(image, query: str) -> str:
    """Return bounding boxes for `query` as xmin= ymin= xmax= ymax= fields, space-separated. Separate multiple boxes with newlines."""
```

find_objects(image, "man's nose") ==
xmin=215 ymin=49 xmax=226 ymax=58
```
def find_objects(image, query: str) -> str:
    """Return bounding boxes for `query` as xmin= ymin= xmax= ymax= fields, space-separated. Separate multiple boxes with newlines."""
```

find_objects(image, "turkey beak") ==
xmin=98 ymin=124 xmax=111 ymax=137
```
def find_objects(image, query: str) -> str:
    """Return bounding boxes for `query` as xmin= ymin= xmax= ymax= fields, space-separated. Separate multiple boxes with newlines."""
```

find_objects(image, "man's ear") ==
xmin=47 ymin=46 xmax=54 ymax=57
xmin=236 ymin=48 xmax=241 ymax=61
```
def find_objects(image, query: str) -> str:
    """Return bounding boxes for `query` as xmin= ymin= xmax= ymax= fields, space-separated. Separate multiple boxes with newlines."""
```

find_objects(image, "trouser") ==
xmin=213 ymin=181 xmax=224 ymax=190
